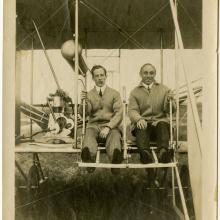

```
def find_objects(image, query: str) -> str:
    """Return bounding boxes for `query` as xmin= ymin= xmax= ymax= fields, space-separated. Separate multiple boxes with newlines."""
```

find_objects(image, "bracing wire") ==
xmin=80 ymin=0 xmax=144 ymax=49
xmin=15 ymin=184 xmax=83 ymax=209
xmin=17 ymin=1 xmax=67 ymax=49
xmin=54 ymin=1 xmax=75 ymax=47
xmin=99 ymin=2 xmax=169 ymax=64
xmin=178 ymin=0 xmax=202 ymax=36
xmin=55 ymin=13 xmax=70 ymax=47
xmin=102 ymin=186 xmax=176 ymax=218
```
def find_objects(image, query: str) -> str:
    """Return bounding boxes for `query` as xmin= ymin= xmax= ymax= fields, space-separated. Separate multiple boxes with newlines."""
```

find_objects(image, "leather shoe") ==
xmin=158 ymin=148 xmax=172 ymax=163
xmin=81 ymin=147 xmax=95 ymax=173
xmin=140 ymin=149 xmax=153 ymax=164
xmin=81 ymin=147 xmax=92 ymax=162
xmin=111 ymin=149 xmax=123 ymax=175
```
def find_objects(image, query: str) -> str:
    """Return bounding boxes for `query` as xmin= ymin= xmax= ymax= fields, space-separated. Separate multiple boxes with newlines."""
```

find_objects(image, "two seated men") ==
xmin=79 ymin=63 xmax=175 ymax=172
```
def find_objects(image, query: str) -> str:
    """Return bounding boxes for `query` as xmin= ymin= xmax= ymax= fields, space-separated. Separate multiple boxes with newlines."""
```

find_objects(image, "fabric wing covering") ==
xmin=16 ymin=0 xmax=202 ymax=50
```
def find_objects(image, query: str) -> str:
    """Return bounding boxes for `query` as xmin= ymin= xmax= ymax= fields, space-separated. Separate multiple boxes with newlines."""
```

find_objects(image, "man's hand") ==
xmin=167 ymin=90 xmax=175 ymax=101
xmin=137 ymin=119 xmax=148 ymax=130
xmin=99 ymin=127 xmax=111 ymax=139
xmin=80 ymin=90 xmax=88 ymax=102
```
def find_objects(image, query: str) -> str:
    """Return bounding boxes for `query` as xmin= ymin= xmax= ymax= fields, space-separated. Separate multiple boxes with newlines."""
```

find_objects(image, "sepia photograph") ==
xmin=3 ymin=0 xmax=218 ymax=219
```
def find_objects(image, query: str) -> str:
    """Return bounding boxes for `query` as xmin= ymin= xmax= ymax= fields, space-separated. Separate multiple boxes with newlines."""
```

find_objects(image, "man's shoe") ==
xmin=112 ymin=149 xmax=123 ymax=164
xmin=111 ymin=149 xmax=123 ymax=175
xmin=140 ymin=149 xmax=153 ymax=164
xmin=158 ymin=148 xmax=172 ymax=163
xmin=81 ymin=147 xmax=92 ymax=162
xmin=81 ymin=147 xmax=95 ymax=173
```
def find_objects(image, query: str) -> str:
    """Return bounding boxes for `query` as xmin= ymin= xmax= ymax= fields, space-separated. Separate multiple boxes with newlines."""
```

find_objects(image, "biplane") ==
xmin=14 ymin=0 xmax=205 ymax=219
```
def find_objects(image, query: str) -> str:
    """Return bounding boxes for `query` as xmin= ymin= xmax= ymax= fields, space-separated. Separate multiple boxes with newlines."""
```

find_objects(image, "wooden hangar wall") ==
xmin=16 ymin=49 xmax=203 ymax=104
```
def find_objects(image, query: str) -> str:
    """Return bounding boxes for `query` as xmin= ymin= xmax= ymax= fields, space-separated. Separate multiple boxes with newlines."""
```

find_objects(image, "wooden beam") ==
xmin=78 ymin=162 xmax=177 ymax=169
xmin=15 ymin=143 xmax=81 ymax=153
xmin=74 ymin=0 xmax=79 ymax=148
xmin=169 ymin=0 xmax=202 ymax=156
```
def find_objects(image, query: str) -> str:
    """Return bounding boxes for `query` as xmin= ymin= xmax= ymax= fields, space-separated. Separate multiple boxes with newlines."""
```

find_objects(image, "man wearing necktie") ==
xmin=128 ymin=63 xmax=176 ymax=166
xmin=79 ymin=65 xmax=123 ymax=174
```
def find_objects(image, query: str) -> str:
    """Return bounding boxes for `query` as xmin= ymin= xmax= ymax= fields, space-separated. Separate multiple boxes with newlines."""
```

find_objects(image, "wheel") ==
xmin=27 ymin=164 xmax=40 ymax=199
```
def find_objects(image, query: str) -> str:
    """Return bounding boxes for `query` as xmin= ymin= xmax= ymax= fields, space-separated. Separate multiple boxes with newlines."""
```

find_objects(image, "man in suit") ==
xmin=79 ymin=65 xmax=123 ymax=173
xmin=128 ymin=63 xmax=175 ymax=164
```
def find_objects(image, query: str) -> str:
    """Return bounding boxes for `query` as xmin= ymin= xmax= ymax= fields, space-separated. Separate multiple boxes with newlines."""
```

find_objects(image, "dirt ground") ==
xmin=15 ymin=152 xmax=194 ymax=220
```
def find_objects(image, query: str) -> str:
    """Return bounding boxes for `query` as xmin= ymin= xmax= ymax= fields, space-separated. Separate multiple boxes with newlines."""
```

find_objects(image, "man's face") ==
xmin=92 ymin=68 xmax=107 ymax=87
xmin=140 ymin=65 xmax=156 ymax=85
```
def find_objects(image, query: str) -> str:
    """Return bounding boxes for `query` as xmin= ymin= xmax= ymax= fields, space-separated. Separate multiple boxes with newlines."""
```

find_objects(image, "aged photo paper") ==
xmin=3 ymin=0 xmax=218 ymax=219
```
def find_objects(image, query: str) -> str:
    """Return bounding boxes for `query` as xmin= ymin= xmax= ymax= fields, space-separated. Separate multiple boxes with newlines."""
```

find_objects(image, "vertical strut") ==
xmin=169 ymin=0 xmax=202 ymax=156
xmin=174 ymin=0 xmax=180 ymax=149
xmin=122 ymin=86 xmax=128 ymax=160
xmin=30 ymin=34 xmax=34 ymax=137
xmin=74 ymin=0 xmax=79 ymax=148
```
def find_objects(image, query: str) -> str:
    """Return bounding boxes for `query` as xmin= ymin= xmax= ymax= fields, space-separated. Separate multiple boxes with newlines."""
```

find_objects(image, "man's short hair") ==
xmin=91 ymin=65 xmax=107 ymax=77
xmin=140 ymin=63 xmax=156 ymax=74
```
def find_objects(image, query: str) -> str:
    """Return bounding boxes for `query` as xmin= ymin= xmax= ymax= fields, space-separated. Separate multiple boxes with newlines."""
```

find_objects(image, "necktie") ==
xmin=147 ymin=86 xmax=151 ymax=93
xmin=99 ymin=89 xmax=103 ymax=97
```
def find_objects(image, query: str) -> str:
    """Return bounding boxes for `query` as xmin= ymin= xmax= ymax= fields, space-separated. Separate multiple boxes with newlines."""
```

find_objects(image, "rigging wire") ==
xmin=54 ymin=1 xmax=75 ymax=48
xmin=15 ymin=183 xmax=83 ymax=209
xmin=99 ymin=2 xmax=169 ymax=65
xmin=16 ymin=180 xmax=175 ymax=219
xmin=17 ymin=1 xmax=67 ymax=49
xmin=54 ymin=12 xmax=70 ymax=47
xmin=178 ymin=0 xmax=202 ymax=36
xmin=101 ymin=185 xmax=175 ymax=218
xmin=80 ymin=0 xmax=144 ymax=49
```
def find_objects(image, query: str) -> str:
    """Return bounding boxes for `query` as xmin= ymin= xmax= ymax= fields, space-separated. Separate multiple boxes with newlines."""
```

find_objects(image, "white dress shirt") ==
xmin=95 ymin=85 xmax=106 ymax=95
xmin=142 ymin=82 xmax=154 ymax=91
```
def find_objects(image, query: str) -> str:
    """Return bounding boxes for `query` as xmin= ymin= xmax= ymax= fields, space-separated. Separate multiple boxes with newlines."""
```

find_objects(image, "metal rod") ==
xmin=171 ymin=167 xmax=176 ymax=206
xmin=81 ymin=78 xmax=87 ymax=145
xmin=23 ymin=115 xmax=47 ymax=124
xmin=122 ymin=86 xmax=128 ymax=160
xmin=169 ymin=0 xmax=202 ymax=156
xmin=74 ymin=0 xmax=79 ymax=148
xmin=32 ymin=20 xmax=61 ymax=90
xmin=118 ymin=49 xmax=121 ymax=93
xmin=81 ymin=29 xmax=88 ymax=147
xmin=20 ymin=106 xmax=48 ymax=121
